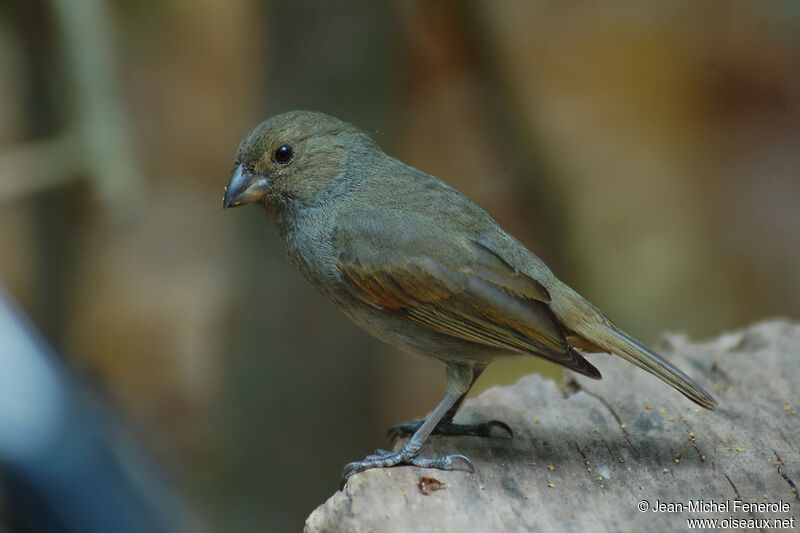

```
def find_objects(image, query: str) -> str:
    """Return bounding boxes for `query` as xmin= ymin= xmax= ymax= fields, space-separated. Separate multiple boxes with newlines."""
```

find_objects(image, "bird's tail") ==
xmin=575 ymin=322 xmax=717 ymax=410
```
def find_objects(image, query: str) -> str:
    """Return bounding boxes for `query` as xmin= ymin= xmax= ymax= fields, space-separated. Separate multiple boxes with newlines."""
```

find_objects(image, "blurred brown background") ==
xmin=1 ymin=0 xmax=799 ymax=530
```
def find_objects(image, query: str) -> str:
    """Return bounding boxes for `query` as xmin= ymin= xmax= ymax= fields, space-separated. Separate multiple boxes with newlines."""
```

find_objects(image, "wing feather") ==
xmin=334 ymin=212 xmax=600 ymax=378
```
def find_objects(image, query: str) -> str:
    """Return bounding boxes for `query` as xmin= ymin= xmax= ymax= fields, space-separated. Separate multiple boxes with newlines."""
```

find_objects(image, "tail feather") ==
xmin=581 ymin=325 xmax=717 ymax=410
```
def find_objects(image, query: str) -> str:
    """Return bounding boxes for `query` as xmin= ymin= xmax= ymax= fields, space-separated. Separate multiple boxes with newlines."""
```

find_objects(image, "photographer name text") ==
xmin=650 ymin=499 xmax=791 ymax=514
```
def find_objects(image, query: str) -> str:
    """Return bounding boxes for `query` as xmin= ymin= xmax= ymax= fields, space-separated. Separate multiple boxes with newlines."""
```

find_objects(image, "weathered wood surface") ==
xmin=305 ymin=320 xmax=799 ymax=532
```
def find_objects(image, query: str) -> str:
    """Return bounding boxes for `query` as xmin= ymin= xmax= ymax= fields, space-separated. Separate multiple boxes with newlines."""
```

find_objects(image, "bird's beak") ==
xmin=223 ymin=164 xmax=270 ymax=209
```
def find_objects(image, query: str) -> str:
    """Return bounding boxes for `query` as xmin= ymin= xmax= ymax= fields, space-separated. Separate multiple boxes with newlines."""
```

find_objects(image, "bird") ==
xmin=222 ymin=110 xmax=716 ymax=482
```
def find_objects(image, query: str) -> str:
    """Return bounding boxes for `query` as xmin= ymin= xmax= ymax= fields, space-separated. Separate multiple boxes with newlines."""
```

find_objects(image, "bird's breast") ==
xmin=277 ymin=209 xmax=342 ymax=291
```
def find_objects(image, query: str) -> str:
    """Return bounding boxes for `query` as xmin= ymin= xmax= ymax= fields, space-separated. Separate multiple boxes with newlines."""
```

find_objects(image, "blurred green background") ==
xmin=1 ymin=0 xmax=799 ymax=530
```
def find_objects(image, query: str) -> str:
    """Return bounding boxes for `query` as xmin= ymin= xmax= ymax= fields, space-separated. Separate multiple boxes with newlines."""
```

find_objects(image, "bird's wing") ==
xmin=333 ymin=211 xmax=600 ymax=378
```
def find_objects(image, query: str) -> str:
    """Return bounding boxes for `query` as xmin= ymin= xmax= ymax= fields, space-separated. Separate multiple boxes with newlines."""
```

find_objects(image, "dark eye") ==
xmin=274 ymin=144 xmax=293 ymax=164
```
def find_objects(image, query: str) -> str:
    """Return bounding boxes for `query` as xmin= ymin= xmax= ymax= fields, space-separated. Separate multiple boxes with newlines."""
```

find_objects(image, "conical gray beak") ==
xmin=223 ymin=164 xmax=270 ymax=209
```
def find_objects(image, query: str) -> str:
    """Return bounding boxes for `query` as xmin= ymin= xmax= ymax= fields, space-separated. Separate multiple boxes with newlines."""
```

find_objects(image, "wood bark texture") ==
xmin=306 ymin=320 xmax=800 ymax=532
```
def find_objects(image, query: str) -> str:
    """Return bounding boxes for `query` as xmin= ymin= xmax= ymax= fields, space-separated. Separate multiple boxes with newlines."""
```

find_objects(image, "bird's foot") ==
xmin=341 ymin=446 xmax=474 ymax=485
xmin=387 ymin=419 xmax=513 ymax=443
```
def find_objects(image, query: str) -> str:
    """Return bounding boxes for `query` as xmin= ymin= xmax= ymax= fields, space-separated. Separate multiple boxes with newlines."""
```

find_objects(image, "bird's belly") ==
xmin=336 ymin=298 xmax=503 ymax=365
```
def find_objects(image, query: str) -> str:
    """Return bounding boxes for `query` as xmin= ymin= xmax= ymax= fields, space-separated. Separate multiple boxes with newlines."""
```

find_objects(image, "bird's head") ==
xmin=223 ymin=110 xmax=374 ymax=212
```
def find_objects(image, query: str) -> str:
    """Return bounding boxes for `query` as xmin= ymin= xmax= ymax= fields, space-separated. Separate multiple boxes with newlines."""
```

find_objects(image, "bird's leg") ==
xmin=387 ymin=364 xmax=512 ymax=442
xmin=342 ymin=364 xmax=477 ymax=483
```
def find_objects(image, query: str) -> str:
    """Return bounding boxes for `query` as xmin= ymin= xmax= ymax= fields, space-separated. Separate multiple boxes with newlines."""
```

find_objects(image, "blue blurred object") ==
xmin=0 ymin=284 xmax=200 ymax=533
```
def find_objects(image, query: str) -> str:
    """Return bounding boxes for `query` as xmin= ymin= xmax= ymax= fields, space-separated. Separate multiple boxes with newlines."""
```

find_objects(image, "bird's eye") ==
xmin=274 ymin=144 xmax=293 ymax=164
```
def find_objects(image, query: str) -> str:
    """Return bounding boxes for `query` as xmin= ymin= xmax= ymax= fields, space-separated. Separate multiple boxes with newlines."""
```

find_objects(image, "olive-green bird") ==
xmin=223 ymin=110 xmax=716 ymax=482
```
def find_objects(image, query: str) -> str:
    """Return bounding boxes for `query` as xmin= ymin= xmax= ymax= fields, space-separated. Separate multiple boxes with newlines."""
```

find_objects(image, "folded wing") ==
xmin=333 ymin=211 xmax=600 ymax=379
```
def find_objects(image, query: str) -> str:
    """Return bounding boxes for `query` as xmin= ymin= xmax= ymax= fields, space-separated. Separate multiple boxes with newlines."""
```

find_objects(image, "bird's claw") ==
xmin=340 ymin=449 xmax=475 ymax=488
xmin=485 ymin=420 xmax=514 ymax=438
xmin=387 ymin=419 xmax=513 ymax=443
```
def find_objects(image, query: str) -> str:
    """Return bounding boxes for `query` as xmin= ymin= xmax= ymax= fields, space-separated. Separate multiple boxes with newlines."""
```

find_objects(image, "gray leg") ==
xmin=342 ymin=363 xmax=477 ymax=483
xmin=387 ymin=364 xmax=513 ymax=442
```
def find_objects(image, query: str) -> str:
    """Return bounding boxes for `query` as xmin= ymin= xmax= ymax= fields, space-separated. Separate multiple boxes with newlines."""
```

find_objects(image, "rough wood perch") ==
xmin=306 ymin=320 xmax=800 ymax=532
